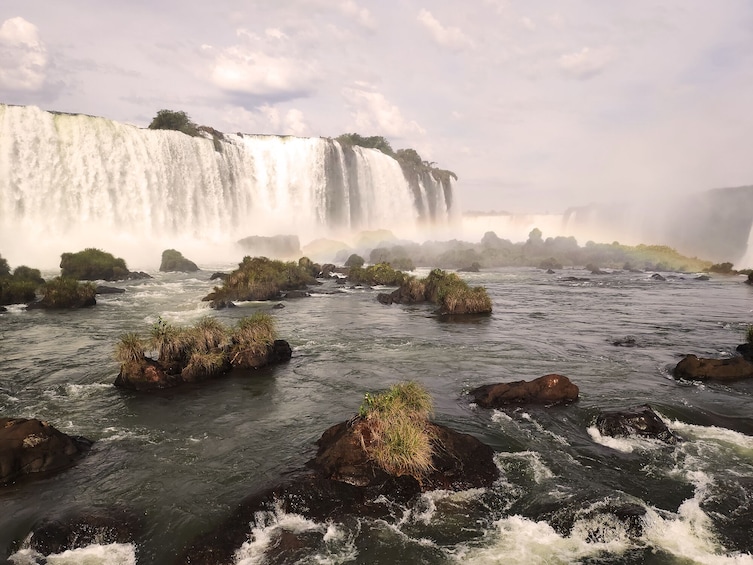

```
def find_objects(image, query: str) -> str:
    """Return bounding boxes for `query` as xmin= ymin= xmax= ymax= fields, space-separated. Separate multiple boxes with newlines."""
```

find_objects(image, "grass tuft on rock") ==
xmin=60 ymin=248 xmax=129 ymax=281
xmin=358 ymin=382 xmax=435 ymax=480
xmin=39 ymin=277 xmax=97 ymax=308
xmin=115 ymin=332 xmax=146 ymax=364
xmin=230 ymin=312 xmax=277 ymax=364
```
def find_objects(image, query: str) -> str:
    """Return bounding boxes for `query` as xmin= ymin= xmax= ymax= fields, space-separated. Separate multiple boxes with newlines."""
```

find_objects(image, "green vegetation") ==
xmin=357 ymin=382 xmax=435 ymax=479
xmin=347 ymin=262 xmax=408 ymax=286
xmin=336 ymin=133 xmax=395 ymax=157
xmin=706 ymin=262 xmax=736 ymax=274
xmin=60 ymin=248 xmax=129 ymax=281
xmin=117 ymin=313 xmax=278 ymax=379
xmin=746 ymin=325 xmax=753 ymax=345
xmin=297 ymin=256 xmax=321 ymax=278
xmin=203 ymin=256 xmax=317 ymax=305
xmin=0 ymin=255 xmax=45 ymax=305
xmin=148 ymin=109 xmax=200 ymax=137
xmin=0 ymin=255 xmax=9 ymax=277
xmin=424 ymin=269 xmax=492 ymax=315
xmin=38 ymin=277 xmax=96 ymax=309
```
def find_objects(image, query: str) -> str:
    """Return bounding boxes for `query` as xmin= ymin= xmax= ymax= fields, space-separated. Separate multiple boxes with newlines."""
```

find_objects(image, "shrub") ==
xmin=149 ymin=317 xmax=192 ymax=369
xmin=707 ymin=262 xmax=735 ymax=274
xmin=60 ymin=248 xmax=129 ymax=281
xmin=39 ymin=277 xmax=96 ymax=308
xmin=148 ymin=109 xmax=200 ymax=137
xmin=230 ymin=312 xmax=277 ymax=365
xmin=358 ymin=382 xmax=435 ymax=479
xmin=12 ymin=266 xmax=44 ymax=284
xmin=746 ymin=325 xmax=753 ymax=345
xmin=0 ymin=255 xmax=9 ymax=277
xmin=348 ymin=263 xmax=407 ymax=286
xmin=190 ymin=316 xmax=229 ymax=353
xmin=422 ymin=269 xmax=492 ymax=315
xmin=390 ymin=257 xmax=415 ymax=271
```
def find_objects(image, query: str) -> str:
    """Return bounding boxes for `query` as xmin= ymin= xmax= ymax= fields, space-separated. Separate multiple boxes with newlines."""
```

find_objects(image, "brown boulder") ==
xmin=470 ymin=374 xmax=579 ymax=408
xmin=0 ymin=418 xmax=92 ymax=485
xmin=309 ymin=419 xmax=498 ymax=492
xmin=673 ymin=354 xmax=753 ymax=381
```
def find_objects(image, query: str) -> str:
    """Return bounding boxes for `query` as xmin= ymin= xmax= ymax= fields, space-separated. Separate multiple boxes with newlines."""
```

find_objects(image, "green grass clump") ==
xmin=230 ymin=312 xmax=277 ymax=364
xmin=358 ymin=382 xmax=435 ymax=480
xmin=424 ymin=269 xmax=492 ymax=314
xmin=115 ymin=333 xmax=146 ymax=364
xmin=745 ymin=325 xmax=753 ymax=344
xmin=60 ymin=248 xmax=129 ymax=281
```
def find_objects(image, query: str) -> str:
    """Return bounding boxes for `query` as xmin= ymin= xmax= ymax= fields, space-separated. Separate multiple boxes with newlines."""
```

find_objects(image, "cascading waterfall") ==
xmin=0 ymin=104 xmax=455 ymax=268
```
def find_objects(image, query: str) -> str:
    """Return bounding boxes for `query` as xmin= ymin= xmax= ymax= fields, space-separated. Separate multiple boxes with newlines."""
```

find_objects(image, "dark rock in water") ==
xmin=0 ymin=418 xmax=92 ymax=485
xmin=95 ymin=285 xmax=125 ymax=294
xmin=695 ymin=275 xmax=710 ymax=281
xmin=746 ymin=273 xmax=753 ymax=285
xmin=211 ymin=299 xmax=237 ymax=309
xmin=237 ymin=234 xmax=301 ymax=258
xmin=736 ymin=342 xmax=753 ymax=362
xmin=376 ymin=292 xmax=393 ymax=305
xmin=114 ymin=358 xmax=182 ymax=391
xmin=546 ymin=269 xmax=555 ymax=274
xmin=310 ymin=420 xmax=498 ymax=492
xmin=335 ymin=277 xmax=346 ymax=285
xmin=673 ymin=354 xmax=753 ymax=381
xmin=283 ymin=290 xmax=310 ymax=299
xmin=273 ymin=302 xmax=285 ymax=309
xmin=595 ymin=405 xmax=680 ymax=444
xmin=650 ymin=273 xmax=666 ymax=281
xmin=562 ymin=276 xmax=590 ymax=282
xmin=15 ymin=508 xmax=140 ymax=556
xmin=159 ymin=249 xmax=199 ymax=272
xmin=209 ymin=271 xmax=228 ymax=281
xmin=545 ymin=498 xmax=647 ymax=541
xmin=0 ymin=305 xmax=6 ymax=312
xmin=470 ymin=374 xmax=579 ymax=408
xmin=458 ymin=262 xmax=481 ymax=272
xmin=230 ymin=339 xmax=292 ymax=370
xmin=126 ymin=271 xmax=152 ymax=280
xmin=612 ymin=335 xmax=638 ymax=347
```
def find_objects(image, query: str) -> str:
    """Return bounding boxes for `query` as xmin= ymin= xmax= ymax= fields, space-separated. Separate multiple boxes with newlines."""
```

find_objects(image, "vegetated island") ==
xmin=114 ymin=313 xmax=291 ymax=390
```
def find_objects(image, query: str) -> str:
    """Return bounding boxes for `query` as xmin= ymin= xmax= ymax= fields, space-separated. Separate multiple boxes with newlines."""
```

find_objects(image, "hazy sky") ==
xmin=1 ymin=1 xmax=752 ymax=213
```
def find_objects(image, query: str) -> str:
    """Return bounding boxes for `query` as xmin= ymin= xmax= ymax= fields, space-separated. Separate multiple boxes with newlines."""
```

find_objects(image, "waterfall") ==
xmin=0 ymin=104 xmax=455 ymax=269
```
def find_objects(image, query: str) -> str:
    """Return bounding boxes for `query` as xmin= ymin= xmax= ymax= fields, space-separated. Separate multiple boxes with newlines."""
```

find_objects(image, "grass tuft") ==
xmin=115 ymin=332 xmax=145 ymax=364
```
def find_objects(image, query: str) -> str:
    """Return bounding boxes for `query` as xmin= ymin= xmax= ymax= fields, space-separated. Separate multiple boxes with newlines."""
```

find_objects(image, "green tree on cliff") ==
xmin=148 ymin=109 xmax=200 ymax=137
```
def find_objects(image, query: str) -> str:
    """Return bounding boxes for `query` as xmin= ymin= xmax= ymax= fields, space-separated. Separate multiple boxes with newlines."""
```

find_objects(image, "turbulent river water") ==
xmin=1 ymin=267 xmax=753 ymax=565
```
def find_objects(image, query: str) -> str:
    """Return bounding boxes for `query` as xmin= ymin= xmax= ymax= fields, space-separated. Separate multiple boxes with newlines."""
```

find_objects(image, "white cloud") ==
xmin=340 ymin=0 xmax=376 ymax=30
xmin=284 ymin=108 xmax=308 ymax=136
xmin=520 ymin=17 xmax=536 ymax=32
xmin=211 ymin=45 xmax=315 ymax=98
xmin=342 ymin=84 xmax=425 ymax=138
xmin=417 ymin=9 xmax=474 ymax=50
xmin=0 ymin=17 xmax=48 ymax=91
xmin=559 ymin=46 xmax=613 ymax=79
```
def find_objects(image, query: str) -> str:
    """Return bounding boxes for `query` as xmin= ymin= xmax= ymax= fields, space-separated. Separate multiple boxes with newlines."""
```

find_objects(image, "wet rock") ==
xmin=562 ymin=276 xmax=590 ymax=282
xmin=694 ymin=275 xmax=710 ymax=281
xmin=376 ymin=292 xmax=393 ymax=305
xmin=595 ymin=405 xmax=680 ymax=444
xmin=15 ymin=508 xmax=140 ymax=556
xmin=126 ymin=271 xmax=152 ymax=280
xmin=650 ymin=273 xmax=666 ymax=281
xmin=470 ymin=374 xmax=579 ymax=408
xmin=612 ymin=335 xmax=638 ymax=347
xmin=546 ymin=269 xmax=556 ymax=274
xmin=209 ymin=272 xmax=228 ymax=281
xmin=283 ymin=290 xmax=310 ymax=299
xmin=95 ymin=285 xmax=125 ymax=294
xmin=114 ymin=358 xmax=182 ymax=391
xmin=0 ymin=418 xmax=92 ymax=484
xmin=458 ymin=262 xmax=481 ymax=272
xmin=736 ymin=342 xmax=753 ymax=362
xmin=159 ymin=249 xmax=199 ymax=272
xmin=746 ymin=273 xmax=753 ymax=285
xmin=673 ymin=354 xmax=753 ymax=381
xmin=209 ymin=299 xmax=236 ymax=309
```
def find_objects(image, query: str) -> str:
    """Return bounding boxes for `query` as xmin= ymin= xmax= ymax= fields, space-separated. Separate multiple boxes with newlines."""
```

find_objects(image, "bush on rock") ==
xmin=60 ymin=248 xmax=129 ymax=281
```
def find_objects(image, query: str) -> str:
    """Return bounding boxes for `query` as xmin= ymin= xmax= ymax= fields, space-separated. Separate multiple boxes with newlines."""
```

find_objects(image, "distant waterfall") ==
xmin=0 ymin=104 xmax=455 ymax=268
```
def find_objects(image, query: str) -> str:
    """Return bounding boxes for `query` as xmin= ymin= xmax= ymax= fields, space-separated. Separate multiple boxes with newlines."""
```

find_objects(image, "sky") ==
xmin=1 ymin=0 xmax=753 ymax=214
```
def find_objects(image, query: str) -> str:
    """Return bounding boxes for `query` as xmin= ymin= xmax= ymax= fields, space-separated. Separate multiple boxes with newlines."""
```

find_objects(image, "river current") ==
xmin=1 ymin=267 xmax=753 ymax=564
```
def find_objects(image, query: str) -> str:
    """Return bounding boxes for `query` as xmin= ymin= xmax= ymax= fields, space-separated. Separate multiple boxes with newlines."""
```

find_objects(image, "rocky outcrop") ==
xmin=470 ymin=374 xmax=579 ymax=408
xmin=0 ymin=418 xmax=92 ymax=484
xmin=673 ymin=354 xmax=753 ymax=381
xmin=114 ymin=341 xmax=292 ymax=391
xmin=159 ymin=249 xmax=199 ymax=272
xmin=14 ymin=508 xmax=140 ymax=556
xmin=178 ymin=418 xmax=498 ymax=564
xmin=595 ymin=405 xmax=680 ymax=444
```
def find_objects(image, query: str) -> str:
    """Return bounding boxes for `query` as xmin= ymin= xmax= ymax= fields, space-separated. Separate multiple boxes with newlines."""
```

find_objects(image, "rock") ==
xmin=376 ymin=292 xmax=393 ymax=305
xmin=283 ymin=290 xmax=310 ymax=299
xmin=470 ymin=374 xmax=579 ymax=408
xmin=236 ymin=234 xmax=302 ymax=259
xmin=562 ymin=276 xmax=590 ymax=282
xmin=0 ymin=418 xmax=92 ymax=484
xmin=651 ymin=273 xmax=666 ymax=281
xmin=209 ymin=299 xmax=236 ymax=309
xmin=736 ymin=343 xmax=753 ymax=362
xmin=458 ymin=262 xmax=481 ymax=273
xmin=114 ymin=358 xmax=182 ymax=391
xmin=16 ymin=508 xmax=140 ymax=556
xmin=230 ymin=339 xmax=292 ymax=370
xmin=0 ymin=306 xmax=7 ymax=312
xmin=309 ymin=419 xmax=498 ymax=492
xmin=694 ymin=275 xmax=710 ymax=281
xmin=595 ymin=405 xmax=680 ymax=444
xmin=126 ymin=271 xmax=152 ymax=280
xmin=746 ymin=273 xmax=753 ymax=285
xmin=209 ymin=272 xmax=228 ymax=281
xmin=273 ymin=302 xmax=285 ymax=309
xmin=546 ymin=269 xmax=556 ymax=274
xmin=159 ymin=249 xmax=199 ymax=272
xmin=319 ymin=263 xmax=336 ymax=277
xmin=673 ymin=354 xmax=753 ymax=381
xmin=612 ymin=335 xmax=638 ymax=347
xmin=95 ymin=285 xmax=126 ymax=294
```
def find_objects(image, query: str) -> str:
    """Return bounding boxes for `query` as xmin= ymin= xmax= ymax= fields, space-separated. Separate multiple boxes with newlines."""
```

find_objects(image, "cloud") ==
xmin=340 ymin=0 xmax=376 ymax=30
xmin=219 ymin=104 xmax=309 ymax=136
xmin=559 ymin=47 xmax=614 ymax=79
xmin=342 ymin=84 xmax=425 ymax=138
xmin=284 ymin=108 xmax=308 ymax=136
xmin=0 ymin=17 xmax=48 ymax=92
xmin=417 ymin=9 xmax=474 ymax=50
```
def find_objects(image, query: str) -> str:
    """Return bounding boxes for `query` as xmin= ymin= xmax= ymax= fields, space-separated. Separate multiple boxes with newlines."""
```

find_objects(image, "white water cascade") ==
xmin=0 ymin=104 xmax=456 ymax=269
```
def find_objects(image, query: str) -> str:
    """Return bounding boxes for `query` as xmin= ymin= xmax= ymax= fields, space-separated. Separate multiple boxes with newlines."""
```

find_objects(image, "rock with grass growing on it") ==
xmin=26 ymin=277 xmax=96 ymax=309
xmin=113 ymin=313 xmax=291 ymax=391
xmin=59 ymin=248 xmax=130 ymax=281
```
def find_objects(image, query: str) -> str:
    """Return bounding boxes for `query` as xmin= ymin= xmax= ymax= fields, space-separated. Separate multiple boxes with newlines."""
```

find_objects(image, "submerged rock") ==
xmin=0 ymin=418 xmax=92 ymax=485
xmin=470 ymin=374 xmax=579 ymax=408
xmin=14 ymin=508 xmax=140 ymax=556
xmin=595 ymin=405 xmax=680 ymax=444
xmin=95 ymin=285 xmax=126 ymax=294
xmin=673 ymin=354 xmax=753 ymax=381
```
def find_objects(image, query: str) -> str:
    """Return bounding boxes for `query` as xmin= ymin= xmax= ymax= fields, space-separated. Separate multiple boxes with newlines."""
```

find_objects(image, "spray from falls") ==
xmin=0 ymin=105 xmax=456 ymax=269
